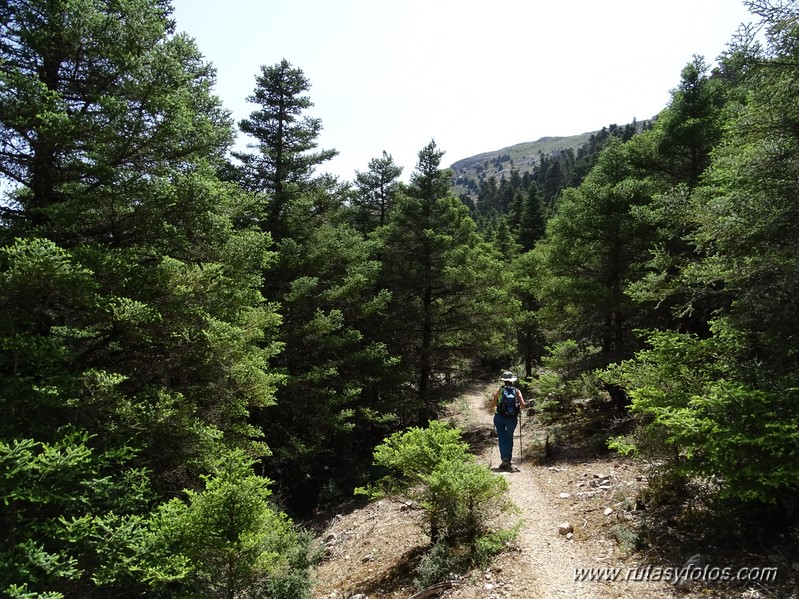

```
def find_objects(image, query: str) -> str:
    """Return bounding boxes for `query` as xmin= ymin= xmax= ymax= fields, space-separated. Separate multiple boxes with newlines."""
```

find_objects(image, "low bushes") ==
xmin=356 ymin=421 xmax=517 ymax=588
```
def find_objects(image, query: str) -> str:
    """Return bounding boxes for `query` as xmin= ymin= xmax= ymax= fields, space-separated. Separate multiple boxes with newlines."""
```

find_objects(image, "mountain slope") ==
xmin=449 ymin=132 xmax=597 ymax=195
xmin=450 ymin=132 xmax=596 ymax=173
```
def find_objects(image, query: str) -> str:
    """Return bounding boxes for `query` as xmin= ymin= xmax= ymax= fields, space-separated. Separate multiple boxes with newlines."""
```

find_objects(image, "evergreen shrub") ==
xmin=529 ymin=340 xmax=604 ymax=420
xmin=602 ymin=321 xmax=799 ymax=505
xmin=356 ymin=421 xmax=515 ymax=548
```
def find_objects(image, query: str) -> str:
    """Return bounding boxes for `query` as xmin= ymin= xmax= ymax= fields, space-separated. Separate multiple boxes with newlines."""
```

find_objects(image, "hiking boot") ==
xmin=499 ymin=460 xmax=511 ymax=470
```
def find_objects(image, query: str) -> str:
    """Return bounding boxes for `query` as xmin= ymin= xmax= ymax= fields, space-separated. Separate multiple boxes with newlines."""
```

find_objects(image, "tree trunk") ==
xmin=419 ymin=284 xmax=433 ymax=418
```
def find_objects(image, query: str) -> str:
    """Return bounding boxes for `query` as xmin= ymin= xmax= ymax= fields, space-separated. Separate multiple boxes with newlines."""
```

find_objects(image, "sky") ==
xmin=170 ymin=0 xmax=755 ymax=182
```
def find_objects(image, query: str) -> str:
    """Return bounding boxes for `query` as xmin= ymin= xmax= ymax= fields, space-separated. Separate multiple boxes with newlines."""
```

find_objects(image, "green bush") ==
xmin=356 ymin=420 xmax=469 ymax=500
xmin=602 ymin=320 xmax=799 ymax=504
xmin=413 ymin=540 xmax=458 ymax=589
xmin=357 ymin=421 xmax=514 ymax=547
xmin=471 ymin=525 xmax=521 ymax=567
xmin=422 ymin=456 xmax=510 ymax=545
xmin=528 ymin=340 xmax=604 ymax=419
xmin=413 ymin=525 xmax=520 ymax=590
xmin=145 ymin=450 xmax=319 ymax=599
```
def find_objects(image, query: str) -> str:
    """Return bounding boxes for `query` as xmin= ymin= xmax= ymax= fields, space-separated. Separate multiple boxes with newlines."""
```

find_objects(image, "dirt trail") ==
xmin=460 ymin=383 xmax=603 ymax=597
xmin=313 ymin=381 xmax=681 ymax=599
xmin=442 ymin=381 xmax=674 ymax=599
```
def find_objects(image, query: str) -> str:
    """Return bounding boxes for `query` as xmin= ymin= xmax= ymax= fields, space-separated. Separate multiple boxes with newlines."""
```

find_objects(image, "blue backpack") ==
xmin=497 ymin=386 xmax=519 ymax=417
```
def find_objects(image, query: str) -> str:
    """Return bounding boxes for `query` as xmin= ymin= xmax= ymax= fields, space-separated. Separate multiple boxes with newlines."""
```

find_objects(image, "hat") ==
xmin=500 ymin=371 xmax=517 ymax=384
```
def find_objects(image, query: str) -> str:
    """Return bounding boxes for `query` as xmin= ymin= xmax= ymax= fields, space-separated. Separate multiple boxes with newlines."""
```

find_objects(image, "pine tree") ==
xmin=510 ymin=184 xmax=548 ymax=378
xmin=353 ymin=151 xmax=404 ymax=233
xmin=377 ymin=141 xmax=518 ymax=417
xmin=147 ymin=450 xmax=318 ymax=598
xmin=1 ymin=0 xmax=280 ymax=467
xmin=687 ymin=3 xmax=799 ymax=374
xmin=534 ymin=138 xmax=656 ymax=368
xmin=633 ymin=56 xmax=727 ymax=188
xmin=256 ymin=216 xmax=397 ymax=512
xmin=0 ymin=0 xmax=234 ymax=240
xmin=516 ymin=185 xmax=546 ymax=252
xmin=599 ymin=0 xmax=799 ymax=523
xmin=234 ymin=61 xmax=397 ymax=512
xmin=234 ymin=59 xmax=338 ymax=241
xmin=625 ymin=56 xmax=733 ymax=334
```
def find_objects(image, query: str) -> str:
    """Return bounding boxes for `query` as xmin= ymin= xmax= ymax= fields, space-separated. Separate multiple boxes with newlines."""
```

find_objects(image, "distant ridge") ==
xmin=448 ymin=132 xmax=597 ymax=196
xmin=450 ymin=132 xmax=596 ymax=173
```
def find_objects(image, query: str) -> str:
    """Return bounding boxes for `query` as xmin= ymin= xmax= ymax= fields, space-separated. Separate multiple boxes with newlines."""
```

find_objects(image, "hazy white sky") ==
xmin=170 ymin=0 xmax=754 ymax=181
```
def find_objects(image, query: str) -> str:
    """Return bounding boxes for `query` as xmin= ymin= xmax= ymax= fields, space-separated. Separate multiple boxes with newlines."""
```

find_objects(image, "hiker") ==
xmin=490 ymin=371 xmax=526 ymax=470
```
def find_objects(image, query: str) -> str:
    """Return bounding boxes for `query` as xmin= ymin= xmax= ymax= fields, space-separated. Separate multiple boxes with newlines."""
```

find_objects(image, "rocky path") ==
xmin=442 ymin=381 xmax=675 ymax=599
xmin=313 ymin=381 xmax=684 ymax=599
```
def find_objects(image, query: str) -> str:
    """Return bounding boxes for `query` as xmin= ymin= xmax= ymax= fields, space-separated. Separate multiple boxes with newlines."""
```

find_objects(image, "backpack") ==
xmin=496 ymin=385 xmax=519 ymax=417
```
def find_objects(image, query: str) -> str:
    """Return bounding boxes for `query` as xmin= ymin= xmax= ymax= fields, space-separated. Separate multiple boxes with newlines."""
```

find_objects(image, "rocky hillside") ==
xmin=448 ymin=132 xmax=596 ymax=196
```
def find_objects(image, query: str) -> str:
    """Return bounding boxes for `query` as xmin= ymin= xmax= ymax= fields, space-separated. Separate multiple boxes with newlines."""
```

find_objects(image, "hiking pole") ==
xmin=488 ymin=392 xmax=495 ymax=469
xmin=518 ymin=410 xmax=523 ymax=465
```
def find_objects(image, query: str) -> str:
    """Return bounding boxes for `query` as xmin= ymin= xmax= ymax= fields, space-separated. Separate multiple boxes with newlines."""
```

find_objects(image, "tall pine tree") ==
xmin=377 ymin=141 xmax=518 ymax=418
xmin=234 ymin=60 xmax=397 ymax=512
xmin=353 ymin=151 xmax=404 ymax=233
xmin=233 ymin=59 xmax=337 ymax=241
xmin=533 ymin=138 xmax=655 ymax=369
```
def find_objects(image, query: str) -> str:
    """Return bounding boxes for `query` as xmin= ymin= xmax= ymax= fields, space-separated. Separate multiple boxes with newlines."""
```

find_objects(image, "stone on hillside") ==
xmin=558 ymin=522 xmax=574 ymax=535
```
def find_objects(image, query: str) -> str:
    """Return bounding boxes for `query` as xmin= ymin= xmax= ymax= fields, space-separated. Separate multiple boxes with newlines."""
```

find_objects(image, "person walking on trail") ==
xmin=490 ymin=371 xmax=526 ymax=470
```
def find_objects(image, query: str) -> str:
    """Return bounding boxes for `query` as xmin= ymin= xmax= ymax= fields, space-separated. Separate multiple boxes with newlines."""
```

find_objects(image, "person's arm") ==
xmin=490 ymin=388 xmax=500 ymax=411
xmin=515 ymin=388 xmax=526 ymax=409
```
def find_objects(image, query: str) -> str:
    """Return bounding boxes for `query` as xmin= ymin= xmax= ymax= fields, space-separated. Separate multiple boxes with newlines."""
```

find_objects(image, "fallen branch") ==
xmin=408 ymin=579 xmax=459 ymax=599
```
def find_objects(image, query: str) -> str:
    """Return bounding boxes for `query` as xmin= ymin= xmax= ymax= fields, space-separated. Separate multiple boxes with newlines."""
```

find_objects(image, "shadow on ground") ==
xmin=350 ymin=545 xmax=428 ymax=598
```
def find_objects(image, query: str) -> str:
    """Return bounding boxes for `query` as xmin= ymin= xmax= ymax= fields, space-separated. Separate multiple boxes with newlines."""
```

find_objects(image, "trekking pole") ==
xmin=488 ymin=392 xmax=494 ymax=469
xmin=518 ymin=410 xmax=523 ymax=465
